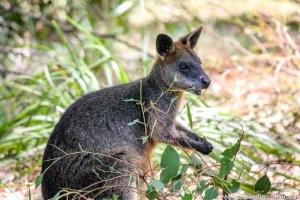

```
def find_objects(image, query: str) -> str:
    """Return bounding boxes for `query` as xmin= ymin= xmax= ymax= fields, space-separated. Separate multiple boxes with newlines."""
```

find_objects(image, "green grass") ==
xmin=0 ymin=0 xmax=299 ymax=197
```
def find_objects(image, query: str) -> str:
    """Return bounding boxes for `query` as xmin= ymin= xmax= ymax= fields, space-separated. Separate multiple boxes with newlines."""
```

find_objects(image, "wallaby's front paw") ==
xmin=201 ymin=141 xmax=213 ymax=155
xmin=194 ymin=138 xmax=213 ymax=155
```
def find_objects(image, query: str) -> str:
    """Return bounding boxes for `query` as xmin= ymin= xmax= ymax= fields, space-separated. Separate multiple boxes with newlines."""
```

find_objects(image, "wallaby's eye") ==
xmin=179 ymin=65 xmax=189 ymax=70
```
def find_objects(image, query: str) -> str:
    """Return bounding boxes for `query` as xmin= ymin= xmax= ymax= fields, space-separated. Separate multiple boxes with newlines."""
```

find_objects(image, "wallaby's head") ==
xmin=154 ymin=26 xmax=210 ymax=95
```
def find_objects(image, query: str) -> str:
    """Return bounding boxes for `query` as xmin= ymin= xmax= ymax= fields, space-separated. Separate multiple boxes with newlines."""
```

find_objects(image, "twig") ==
xmin=0 ymin=68 xmax=27 ymax=76
xmin=204 ymin=26 xmax=255 ymax=56
xmin=0 ymin=7 xmax=155 ymax=59
xmin=1 ymin=184 xmax=21 ymax=200
xmin=92 ymin=32 xmax=155 ymax=58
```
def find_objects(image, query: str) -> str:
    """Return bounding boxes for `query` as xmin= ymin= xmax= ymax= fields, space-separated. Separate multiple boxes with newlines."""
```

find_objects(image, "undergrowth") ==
xmin=1 ymin=0 xmax=300 ymax=199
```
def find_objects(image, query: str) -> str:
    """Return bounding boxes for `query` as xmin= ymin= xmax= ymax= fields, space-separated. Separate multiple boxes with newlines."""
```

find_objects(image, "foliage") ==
xmin=0 ymin=0 xmax=300 ymax=199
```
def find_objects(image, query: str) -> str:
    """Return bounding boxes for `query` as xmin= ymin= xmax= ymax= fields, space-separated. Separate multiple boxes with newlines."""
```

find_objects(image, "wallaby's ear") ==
xmin=156 ymin=34 xmax=174 ymax=58
xmin=180 ymin=26 xmax=203 ymax=49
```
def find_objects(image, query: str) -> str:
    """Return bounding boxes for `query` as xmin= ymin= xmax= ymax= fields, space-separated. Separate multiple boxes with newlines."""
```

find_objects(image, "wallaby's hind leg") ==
xmin=42 ymin=152 xmax=140 ymax=200
xmin=94 ymin=173 xmax=138 ymax=200
xmin=91 ymin=153 xmax=140 ymax=200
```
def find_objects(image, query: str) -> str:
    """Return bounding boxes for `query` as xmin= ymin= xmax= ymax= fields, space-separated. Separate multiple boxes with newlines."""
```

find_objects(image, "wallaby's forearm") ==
xmin=149 ymin=118 xmax=213 ymax=155
xmin=154 ymin=129 xmax=213 ymax=155
xmin=175 ymin=123 xmax=213 ymax=154
xmin=175 ymin=123 xmax=201 ymax=140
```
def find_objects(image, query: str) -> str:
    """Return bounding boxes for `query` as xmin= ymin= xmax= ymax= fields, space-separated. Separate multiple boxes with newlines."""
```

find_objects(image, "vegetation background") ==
xmin=0 ymin=0 xmax=299 ymax=199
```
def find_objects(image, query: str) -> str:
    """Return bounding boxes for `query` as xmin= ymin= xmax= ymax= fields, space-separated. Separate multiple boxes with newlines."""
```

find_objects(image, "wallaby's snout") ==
xmin=199 ymin=72 xmax=211 ymax=89
xmin=200 ymin=75 xmax=211 ymax=89
xmin=194 ymin=74 xmax=211 ymax=95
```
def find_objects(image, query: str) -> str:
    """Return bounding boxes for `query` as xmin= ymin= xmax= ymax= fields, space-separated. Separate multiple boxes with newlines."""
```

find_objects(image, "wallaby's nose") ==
xmin=200 ymin=76 xmax=211 ymax=89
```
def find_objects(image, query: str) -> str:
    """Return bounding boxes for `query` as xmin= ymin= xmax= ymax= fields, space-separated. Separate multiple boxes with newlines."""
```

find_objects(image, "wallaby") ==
xmin=41 ymin=26 xmax=213 ymax=200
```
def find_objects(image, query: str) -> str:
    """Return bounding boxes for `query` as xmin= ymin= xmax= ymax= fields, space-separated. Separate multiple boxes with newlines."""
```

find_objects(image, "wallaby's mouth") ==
xmin=194 ymin=89 xmax=202 ymax=95
xmin=187 ymin=87 xmax=202 ymax=95
xmin=186 ymin=86 xmax=204 ymax=95
xmin=193 ymin=88 xmax=202 ymax=95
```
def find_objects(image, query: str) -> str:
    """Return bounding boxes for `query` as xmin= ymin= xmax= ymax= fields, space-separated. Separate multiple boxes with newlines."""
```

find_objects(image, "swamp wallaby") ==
xmin=41 ymin=26 xmax=213 ymax=200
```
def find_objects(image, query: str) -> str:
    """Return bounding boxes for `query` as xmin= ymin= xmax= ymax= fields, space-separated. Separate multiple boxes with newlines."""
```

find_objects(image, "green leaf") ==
xmin=160 ymin=170 xmax=169 ymax=184
xmin=49 ymin=192 xmax=61 ymax=200
xmin=92 ymin=169 xmax=100 ymax=177
xmin=219 ymin=179 xmax=241 ymax=193
xmin=113 ymin=0 xmax=134 ymax=16
xmin=170 ymin=96 xmax=179 ymax=105
xmin=197 ymin=180 xmax=206 ymax=193
xmin=66 ymin=16 xmax=102 ymax=45
xmin=218 ymin=157 xmax=234 ymax=178
xmin=119 ymin=66 xmax=129 ymax=83
xmin=225 ymin=179 xmax=240 ymax=193
xmin=173 ymin=75 xmax=178 ymax=82
xmin=127 ymin=119 xmax=140 ymax=126
xmin=204 ymin=187 xmax=218 ymax=200
xmin=128 ymin=175 xmax=135 ymax=184
xmin=160 ymin=146 xmax=179 ymax=168
xmin=173 ymin=180 xmax=183 ymax=191
xmin=222 ymin=140 xmax=240 ymax=159
xmin=35 ymin=174 xmax=43 ymax=189
xmin=141 ymin=136 xmax=149 ymax=144
xmin=123 ymin=98 xmax=137 ymax=102
xmin=160 ymin=145 xmax=180 ymax=184
xmin=113 ymin=194 xmax=118 ymax=200
xmin=182 ymin=193 xmax=193 ymax=200
xmin=255 ymin=175 xmax=271 ymax=194
xmin=151 ymin=179 xmax=164 ymax=191
xmin=178 ymin=164 xmax=188 ymax=176
xmin=190 ymin=153 xmax=202 ymax=166
xmin=146 ymin=186 xmax=158 ymax=200
xmin=187 ymin=103 xmax=193 ymax=129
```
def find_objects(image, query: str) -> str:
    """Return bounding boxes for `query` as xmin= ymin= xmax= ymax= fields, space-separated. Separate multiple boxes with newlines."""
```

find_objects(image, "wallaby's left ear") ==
xmin=180 ymin=26 xmax=203 ymax=49
xmin=156 ymin=34 xmax=174 ymax=58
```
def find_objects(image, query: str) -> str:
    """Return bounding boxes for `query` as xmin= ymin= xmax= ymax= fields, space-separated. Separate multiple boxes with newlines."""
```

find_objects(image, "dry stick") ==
xmin=65 ymin=163 xmax=147 ymax=199
xmin=178 ymin=6 xmax=254 ymax=57
xmin=194 ymin=164 xmax=221 ymax=200
xmin=241 ymin=165 xmax=268 ymax=184
xmin=222 ymin=131 xmax=244 ymax=198
xmin=64 ymin=184 xmax=141 ymax=200
xmin=1 ymin=7 xmax=74 ymax=32
xmin=80 ymin=175 xmax=138 ymax=196
xmin=42 ymin=151 xmax=139 ymax=177
xmin=1 ymin=184 xmax=21 ymax=200
xmin=92 ymin=32 xmax=155 ymax=59
xmin=282 ymin=27 xmax=300 ymax=52
xmin=204 ymin=26 xmax=254 ymax=56
xmin=0 ymin=7 xmax=155 ymax=59
xmin=44 ymin=149 xmax=150 ymax=198
xmin=162 ymin=193 xmax=176 ymax=200
xmin=147 ymin=110 xmax=191 ymax=157
xmin=255 ymin=162 xmax=300 ymax=167
xmin=247 ymin=33 xmax=268 ymax=54
xmin=138 ymin=78 xmax=154 ymax=177
xmin=0 ymin=67 xmax=28 ymax=76
xmin=73 ymin=175 xmax=136 ymax=199
xmin=56 ymin=193 xmax=88 ymax=200
xmin=138 ymin=77 xmax=181 ymax=178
